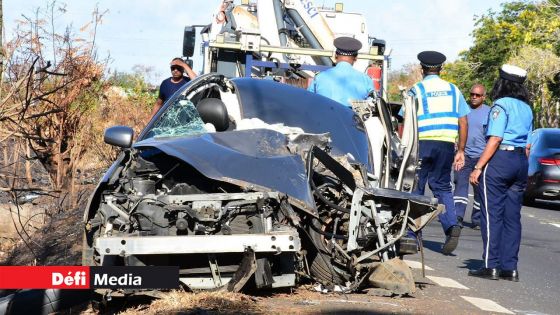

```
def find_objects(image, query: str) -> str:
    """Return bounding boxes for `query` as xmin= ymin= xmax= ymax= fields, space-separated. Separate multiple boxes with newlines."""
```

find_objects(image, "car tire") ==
xmin=305 ymin=218 xmax=348 ymax=287
xmin=523 ymin=195 xmax=535 ymax=206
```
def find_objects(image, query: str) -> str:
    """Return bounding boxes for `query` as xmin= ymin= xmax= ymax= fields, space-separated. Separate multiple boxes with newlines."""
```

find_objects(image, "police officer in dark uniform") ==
xmin=468 ymin=64 xmax=533 ymax=281
xmin=407 ymin=51 xmax=471 ymax=255
xmin=308 ymin=37 xmax=373 ymax=107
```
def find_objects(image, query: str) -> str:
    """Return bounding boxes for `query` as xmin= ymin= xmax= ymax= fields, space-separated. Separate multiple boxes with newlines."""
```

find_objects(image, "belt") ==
xmin=498 ymin=144 xmax=524 ymax=152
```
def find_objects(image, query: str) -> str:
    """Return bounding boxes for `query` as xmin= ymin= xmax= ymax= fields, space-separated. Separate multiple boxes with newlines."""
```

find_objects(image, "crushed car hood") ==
xmin=134 ymin=128 xmax=316 ymax=211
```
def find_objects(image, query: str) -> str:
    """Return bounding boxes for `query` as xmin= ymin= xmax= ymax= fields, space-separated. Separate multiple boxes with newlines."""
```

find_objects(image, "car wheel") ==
xmin=305 ymin=218 xmax=349 ymax=287
xmin=523 ymin=195 xmax=535 ymax=206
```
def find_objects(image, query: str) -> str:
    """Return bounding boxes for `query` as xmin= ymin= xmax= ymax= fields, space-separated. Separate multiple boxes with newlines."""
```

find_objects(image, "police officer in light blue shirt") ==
xmin=453 ymin=84 xmax=491 ymax=229
xmin=307 ymin=37 xmax=373 ymax=107
xmin=468 ymin=64 xmax=533 ymax=282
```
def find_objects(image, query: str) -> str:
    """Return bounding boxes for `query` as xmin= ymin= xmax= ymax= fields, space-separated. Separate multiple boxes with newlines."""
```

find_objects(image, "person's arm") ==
xmin=174 ymin=59 xmax=197 ymax=80
xmin=151 ymin=98 xmax=163 ymax=118
xmin=457 ymin=116 xmax=468 ymax=152
xmin=183 ymin=63 xmax=197 ymax=80
xmin=526 ymin=123 xmax=534 ymax=157
xmin=453 ymin=92 xmax=471 ymax=171
xmin=469 ymin=136 xmax=501 ymax=185
xmin=453 ymin=116 xmax=468 ymax=171
xmin=307 ymin=79 xmax=316 ymax=93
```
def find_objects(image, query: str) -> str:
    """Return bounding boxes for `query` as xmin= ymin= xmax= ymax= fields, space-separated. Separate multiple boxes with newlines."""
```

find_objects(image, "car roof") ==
xmin=531 ymin=128 xmax=560 ymax=154
xmin=533 ymin=128 xmax=560 ymax=134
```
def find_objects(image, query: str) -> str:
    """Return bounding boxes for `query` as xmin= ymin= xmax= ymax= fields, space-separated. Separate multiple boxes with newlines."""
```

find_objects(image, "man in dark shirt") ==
xmin=150 ymin=57 xmax=197 ymax=118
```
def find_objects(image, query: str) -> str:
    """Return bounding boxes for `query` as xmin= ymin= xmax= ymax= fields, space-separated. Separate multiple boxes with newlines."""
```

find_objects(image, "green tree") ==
xmin=462 ymin=2 xmax=559 ymax=88
xmin=107 ymin=67 xmax=157 ymax=109
xmin=443 ymin=1 xmax=560 ymax=127
xmin=387 ymin=63 xmax=422 ymax=102
xmin=441 ymin=59 xmax=484 ymax=95
xmin=509 ymin=46 xmax=560 ymax=127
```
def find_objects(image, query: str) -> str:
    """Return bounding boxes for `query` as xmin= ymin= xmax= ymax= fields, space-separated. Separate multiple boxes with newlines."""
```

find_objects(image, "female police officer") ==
xmin=467 ymin=64 xmax=533 ymax=282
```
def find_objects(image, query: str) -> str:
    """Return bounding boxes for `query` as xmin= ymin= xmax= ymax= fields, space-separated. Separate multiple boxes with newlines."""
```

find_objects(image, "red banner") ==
xmin=0 ymin=266 xmax=179 ymax=289
xmin=0 ymin=266 xmax=90 ymax=289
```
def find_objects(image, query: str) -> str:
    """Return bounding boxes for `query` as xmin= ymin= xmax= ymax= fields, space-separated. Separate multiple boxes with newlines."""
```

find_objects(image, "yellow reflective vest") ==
xmin=411 ymin=77 xmax=462 ymax=143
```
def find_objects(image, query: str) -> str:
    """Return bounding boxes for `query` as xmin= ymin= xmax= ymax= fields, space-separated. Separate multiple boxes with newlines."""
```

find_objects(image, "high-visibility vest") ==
xmin=411 ymin=78 xmax=460 ymax=143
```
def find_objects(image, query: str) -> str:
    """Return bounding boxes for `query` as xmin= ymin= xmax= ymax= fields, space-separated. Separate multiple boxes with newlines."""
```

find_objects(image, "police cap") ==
xmin=417 ymin=51 xmax=446 ymax=68
xmin=499 ymin=64 xmax=527 ymax=83
xmin=334 ymin=37 xmax=362 ymax=56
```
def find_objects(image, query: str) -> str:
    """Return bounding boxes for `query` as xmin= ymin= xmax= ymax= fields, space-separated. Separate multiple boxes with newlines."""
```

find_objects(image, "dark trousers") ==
xmin=415 ymin=140 xmax=457 ymax=233
xmin=479 ymin=149 xmax=527 ymax=270
xmin=454 ymin=155 xmax=481 ymax=225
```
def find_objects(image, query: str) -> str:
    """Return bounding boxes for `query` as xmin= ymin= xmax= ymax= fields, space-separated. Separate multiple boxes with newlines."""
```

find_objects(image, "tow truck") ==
xmin=183 ymin=0 xmax=389 ymax=98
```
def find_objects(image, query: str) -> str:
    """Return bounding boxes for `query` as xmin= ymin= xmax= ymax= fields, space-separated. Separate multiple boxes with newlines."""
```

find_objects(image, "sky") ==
xmin=4 ymin=0 xmax=506 ymax=84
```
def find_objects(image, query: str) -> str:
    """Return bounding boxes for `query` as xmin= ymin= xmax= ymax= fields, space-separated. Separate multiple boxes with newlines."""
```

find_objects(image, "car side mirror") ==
xmin=104 ymin=126 xmax=134 ymax=148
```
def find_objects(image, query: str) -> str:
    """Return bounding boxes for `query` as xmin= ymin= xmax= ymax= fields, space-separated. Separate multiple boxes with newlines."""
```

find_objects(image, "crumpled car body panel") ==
xmin=233 ymin=78 xmax=371 ymax=167
xmin=134 ymin=129 xmax=315 ymax=211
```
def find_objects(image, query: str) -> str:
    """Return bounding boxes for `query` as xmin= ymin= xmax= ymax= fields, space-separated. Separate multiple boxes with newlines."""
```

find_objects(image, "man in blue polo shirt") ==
xmin=453 ymin=84 xmax=490 ymax=230
xmin=307 ymin=37 xmax=373 ymax=107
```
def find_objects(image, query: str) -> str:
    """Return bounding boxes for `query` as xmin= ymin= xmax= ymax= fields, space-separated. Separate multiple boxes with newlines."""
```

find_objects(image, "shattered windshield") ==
xmin=144 ymin=98 xmax=206 ymax=139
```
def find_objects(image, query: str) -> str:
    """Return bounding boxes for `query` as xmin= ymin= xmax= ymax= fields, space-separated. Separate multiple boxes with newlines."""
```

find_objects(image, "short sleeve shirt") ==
xmin=158 ymin=77 xmax=190 ymax=103
xmin=308 ymin=61 xmax=373 ymax=107
xmin=486 ymin=97 xmax=533 ymax=147
xmin=465 ymin=104 xmax=491 ymax=157
xmin=400 ymin=75 xmax=470 ymax=118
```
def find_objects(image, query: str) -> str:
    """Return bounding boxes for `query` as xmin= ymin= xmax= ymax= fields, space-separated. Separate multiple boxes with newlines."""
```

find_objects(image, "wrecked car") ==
xmin=82 ymin=73 xmax=440 ymax=297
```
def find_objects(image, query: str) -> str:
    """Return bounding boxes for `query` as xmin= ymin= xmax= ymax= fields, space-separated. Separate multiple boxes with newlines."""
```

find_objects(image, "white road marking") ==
xmin=550 ymin=223 xmax=560 ymax=229
xmin=526 ymin=214 xmax=535 ymax=218
xmin=426 ymin=276 xmax=469 ymax=289
xmin=461 ymin=296 xmax=514 ymax=314
xmin=403 ymin=260 xmax=433 ymax=270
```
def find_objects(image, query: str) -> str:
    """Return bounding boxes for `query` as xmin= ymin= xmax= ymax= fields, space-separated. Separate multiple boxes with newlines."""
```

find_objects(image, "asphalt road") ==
xmin=408 ymin=199 xmax=560 ymax=315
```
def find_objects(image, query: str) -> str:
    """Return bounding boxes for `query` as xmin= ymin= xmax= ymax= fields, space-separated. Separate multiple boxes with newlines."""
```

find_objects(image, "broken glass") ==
xmin=144 ymin=98 xmax=206 ymax=139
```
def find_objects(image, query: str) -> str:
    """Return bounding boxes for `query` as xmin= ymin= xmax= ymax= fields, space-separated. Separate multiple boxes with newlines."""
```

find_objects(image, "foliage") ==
xmin=458 ymin=1 xmax=560 ymax=90
xmin=387 ymin=63 xmax=422 ymax=102
xmin=0 ymin=2 xmax=155 ymax=214
xmin=439 ymin=59 xmax=483 ymax=96
xmin=106 ymin=66 xmax=158 ymax=114
xmin=440 ymin=0 xmax=560 ymax=127
xmin=0 ymin=4 xmax=107 ymax=196
xmin=509 ymin=45 xmax=560 ymax=127
xmin=81 ymin=83 xmax=152 ymax=169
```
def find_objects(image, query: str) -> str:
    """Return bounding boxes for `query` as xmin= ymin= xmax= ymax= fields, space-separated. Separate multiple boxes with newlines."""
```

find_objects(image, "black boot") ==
xmin=499 ymin=270 xmax=519 ymax=282
xmin=468 ymin=267 xmax=499 ymax=280
xmin=442 ymin=225 xmax=461 ymax=255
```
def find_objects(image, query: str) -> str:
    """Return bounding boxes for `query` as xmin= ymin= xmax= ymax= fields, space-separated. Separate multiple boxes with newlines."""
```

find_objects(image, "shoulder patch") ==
xmin=491 ymin=107 xmax=501 ymax=120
